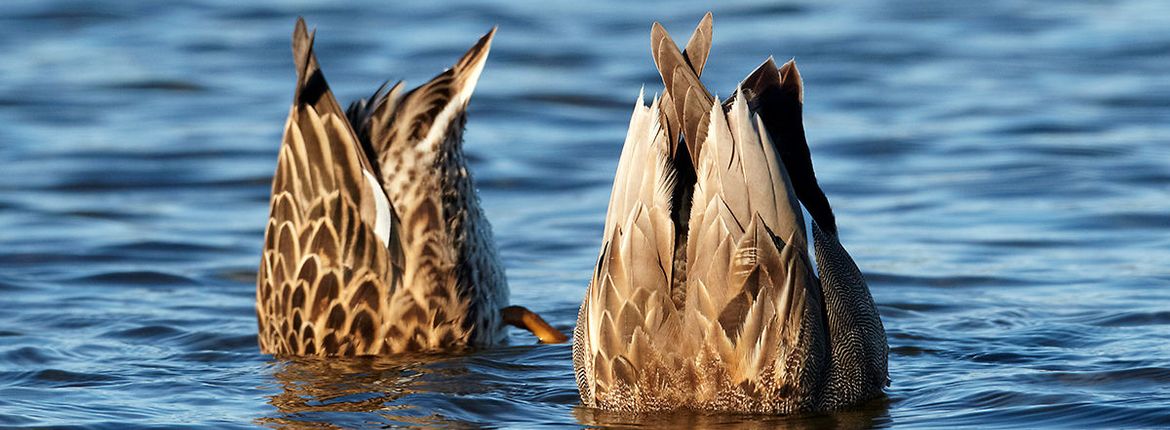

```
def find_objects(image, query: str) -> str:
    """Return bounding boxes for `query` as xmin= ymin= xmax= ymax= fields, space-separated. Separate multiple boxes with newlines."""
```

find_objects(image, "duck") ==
xmin=257 ymin=18 xmax=566 ymax=356
xmin=572 ymin=13 xmax=888 ymax=414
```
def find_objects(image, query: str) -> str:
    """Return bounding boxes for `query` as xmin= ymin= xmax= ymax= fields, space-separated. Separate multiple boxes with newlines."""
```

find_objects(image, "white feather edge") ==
xmin=414 ymin=36 xmax=492 ymax=154
xmin=362 ymin=169 xmax=393 ymax=247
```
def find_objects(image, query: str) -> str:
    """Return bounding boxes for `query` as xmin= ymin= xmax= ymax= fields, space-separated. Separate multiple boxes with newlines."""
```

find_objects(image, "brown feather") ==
xmin=651 ymin=22 xmax=714 ymax=164
xmin=257 ymin=19 xmax=515 ymax=356
xmin=682 ymin=12 xmax=714 ymax=77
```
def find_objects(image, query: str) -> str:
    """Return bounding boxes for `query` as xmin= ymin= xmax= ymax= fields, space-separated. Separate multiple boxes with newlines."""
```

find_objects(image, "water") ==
xmin=1 ymin=0 xmax=1168 ymax=428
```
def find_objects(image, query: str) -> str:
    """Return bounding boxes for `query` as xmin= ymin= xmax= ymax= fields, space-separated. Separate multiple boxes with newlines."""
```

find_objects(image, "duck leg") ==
xmin=501 ymin=306 xmax=568 ymax=343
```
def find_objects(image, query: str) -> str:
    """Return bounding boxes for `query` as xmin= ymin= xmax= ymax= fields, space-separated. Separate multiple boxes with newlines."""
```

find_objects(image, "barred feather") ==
xmin=257 ymin=18 xmax=509 ymax=356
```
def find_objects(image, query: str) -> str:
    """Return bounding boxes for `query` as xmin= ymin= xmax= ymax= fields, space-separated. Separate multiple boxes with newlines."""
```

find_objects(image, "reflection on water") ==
xmin=263 ymin=356 xmax=436 ymax=427
xmin=1 ymin=0 xmax=1169 ymax=428
xmin=265 ymin=353 xmax=892 ymax=428
xmin=575 ymin=401 xmax=892 ymax=429
xmin=260 ymin=344 xmax=581 ymax=427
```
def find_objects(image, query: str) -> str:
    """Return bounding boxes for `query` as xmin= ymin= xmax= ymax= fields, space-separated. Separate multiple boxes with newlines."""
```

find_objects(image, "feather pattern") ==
xmin=573 ymin=13 xmax=887 ymax=414
xmin=257 ymin=18 xmax=509 ymax=356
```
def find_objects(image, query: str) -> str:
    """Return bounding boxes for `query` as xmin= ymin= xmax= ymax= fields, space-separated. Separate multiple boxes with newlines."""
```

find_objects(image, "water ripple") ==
xmin=1 ymin=0 xmax=1169 ymax=428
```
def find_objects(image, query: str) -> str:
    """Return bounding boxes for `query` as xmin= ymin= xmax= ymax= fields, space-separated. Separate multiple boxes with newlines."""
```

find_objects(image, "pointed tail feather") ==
xmin=651 ymin=21 xmax=715 ymax=166
xmin=744 ymin=59 xmax=837 ymax=235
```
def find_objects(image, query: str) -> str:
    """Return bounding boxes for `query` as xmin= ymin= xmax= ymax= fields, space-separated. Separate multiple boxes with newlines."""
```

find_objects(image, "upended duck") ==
xmin=257 ymin=18 xmax=565 ymax=356
xmin=572 ymin=13 xmax=888 ymax=413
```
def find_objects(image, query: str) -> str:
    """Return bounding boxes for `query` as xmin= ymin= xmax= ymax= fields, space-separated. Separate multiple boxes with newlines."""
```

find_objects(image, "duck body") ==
xmin=572 ymin=14 xmax=887 ymax=414
xmin=257 ymin=18 xmax=520 ymax=356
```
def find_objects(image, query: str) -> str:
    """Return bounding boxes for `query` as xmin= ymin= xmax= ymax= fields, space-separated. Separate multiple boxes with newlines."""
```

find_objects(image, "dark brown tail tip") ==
xmin=779 ymin=58 xmax=803 ymax=104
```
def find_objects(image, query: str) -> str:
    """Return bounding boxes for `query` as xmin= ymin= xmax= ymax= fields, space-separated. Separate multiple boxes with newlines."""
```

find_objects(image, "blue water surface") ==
xmin=1 ymin=0 xmax=1168 ymax=428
